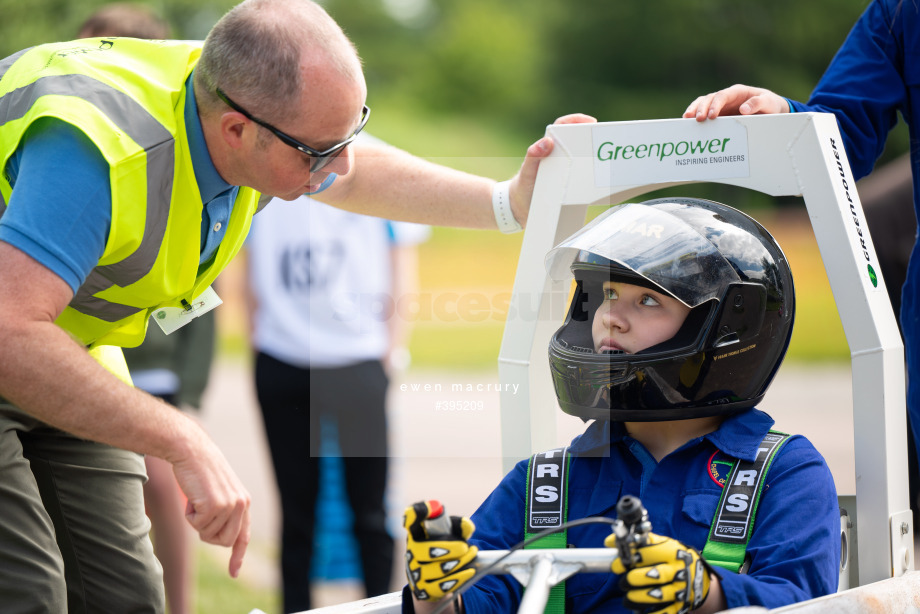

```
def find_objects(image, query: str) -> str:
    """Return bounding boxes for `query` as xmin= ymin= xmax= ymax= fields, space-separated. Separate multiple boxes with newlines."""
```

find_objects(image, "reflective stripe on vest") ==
xmin=1 ymin=73 xmax=172 ymax=321
xmin=0 ymin=40 xmax=261 ymax=348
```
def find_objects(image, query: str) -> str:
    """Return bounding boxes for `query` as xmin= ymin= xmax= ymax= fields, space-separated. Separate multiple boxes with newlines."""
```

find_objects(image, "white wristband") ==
xmin=491 ymin=180 xmax=523 ymax=233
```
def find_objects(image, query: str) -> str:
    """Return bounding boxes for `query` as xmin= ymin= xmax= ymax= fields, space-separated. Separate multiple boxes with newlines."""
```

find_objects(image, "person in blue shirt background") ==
xmin=402 ymin=198 xmax=840 ymax=614
xmin=683 ymin=0 xmax=920 ymax=521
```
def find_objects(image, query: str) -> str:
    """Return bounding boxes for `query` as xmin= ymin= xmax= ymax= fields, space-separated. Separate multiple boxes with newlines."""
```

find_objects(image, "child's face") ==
xmin=592 ymin=281 xmax=691 ymax=354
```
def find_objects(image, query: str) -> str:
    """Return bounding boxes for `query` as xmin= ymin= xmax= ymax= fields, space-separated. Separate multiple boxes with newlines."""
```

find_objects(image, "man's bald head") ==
xmin=195 ymin=0 xmax=363 ymax=124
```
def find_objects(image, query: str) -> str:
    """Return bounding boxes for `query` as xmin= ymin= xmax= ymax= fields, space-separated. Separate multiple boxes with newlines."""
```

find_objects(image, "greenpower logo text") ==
xmin=829 ymin=136 xmax=878 ymax=288
xmin=597 ymin=137 xmax=739 ymax=163
xmin=590 ymin=120 xmax=750 ymax=187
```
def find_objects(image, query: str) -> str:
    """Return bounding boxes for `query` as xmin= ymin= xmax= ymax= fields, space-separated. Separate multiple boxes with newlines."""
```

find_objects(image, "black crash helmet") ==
xmin=545 ymin=197 xmax=795 ymax=422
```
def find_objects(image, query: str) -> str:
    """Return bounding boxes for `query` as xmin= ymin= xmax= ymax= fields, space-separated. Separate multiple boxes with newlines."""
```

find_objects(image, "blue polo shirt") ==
xmin=459 ymin=409 xmax=839 ymax=613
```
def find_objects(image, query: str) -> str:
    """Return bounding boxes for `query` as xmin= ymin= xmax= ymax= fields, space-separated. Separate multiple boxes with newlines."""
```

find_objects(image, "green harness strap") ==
xmin=701 ymin=430 xmax=790 ymax=572
xmin=524 ymin=446 xmax=571 ymax=614
xmin=521 ymin=431 xmax=788 ymax=611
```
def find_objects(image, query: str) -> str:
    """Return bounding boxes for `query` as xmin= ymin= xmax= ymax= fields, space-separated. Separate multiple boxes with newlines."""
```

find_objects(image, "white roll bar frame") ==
xmin=496 ymin=114 xmax=913 ymax=585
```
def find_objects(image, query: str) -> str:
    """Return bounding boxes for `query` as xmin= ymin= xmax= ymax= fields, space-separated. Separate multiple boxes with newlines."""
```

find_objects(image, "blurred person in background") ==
xmin=77 ymin=3 xmax=170 ymax=40
xmin=245 ymin=133 xmax=429 ymax=611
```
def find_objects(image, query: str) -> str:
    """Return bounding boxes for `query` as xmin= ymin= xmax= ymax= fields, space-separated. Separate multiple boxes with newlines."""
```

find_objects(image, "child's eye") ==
xmin=640 ymin=294 xmax=661 ymax=307
xmin=603 ymin=287 xmax=618 ymax=300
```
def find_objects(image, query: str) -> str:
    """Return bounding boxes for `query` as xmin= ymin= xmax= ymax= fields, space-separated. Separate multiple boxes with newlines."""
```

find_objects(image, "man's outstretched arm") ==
xmin=0 ymin=241 xmax=251 ymax=577
xmin=319 ymin=114 xmax=597 ymax=229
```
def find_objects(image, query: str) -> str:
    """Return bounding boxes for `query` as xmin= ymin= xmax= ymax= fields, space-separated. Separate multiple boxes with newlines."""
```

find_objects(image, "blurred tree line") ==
xmin=327 ymin=1 xmax=891 ymax=140
xmin=0 ymin=0 xmax=900 ymax=162
xmin=0 ymin=0 xmax=232 ymax=47
xmin=324 ymin=0 xmax=872 ymax=130
xmin=323 ymin=0 xmax=905 ymax=205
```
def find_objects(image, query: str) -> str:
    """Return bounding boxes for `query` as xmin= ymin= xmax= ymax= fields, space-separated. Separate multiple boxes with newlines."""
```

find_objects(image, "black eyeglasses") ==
xmin=215 ymin=87 xmax=370 ymax=172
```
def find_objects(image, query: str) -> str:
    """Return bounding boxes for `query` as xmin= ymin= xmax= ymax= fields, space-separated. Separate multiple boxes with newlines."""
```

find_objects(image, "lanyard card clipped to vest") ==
xmin=152 ymin=286 xmax=222 ymax=335
xmin=701 ymin=430 xmax=790 ymax=573
xmin=524 ymin=446 xmax=571 ymax=613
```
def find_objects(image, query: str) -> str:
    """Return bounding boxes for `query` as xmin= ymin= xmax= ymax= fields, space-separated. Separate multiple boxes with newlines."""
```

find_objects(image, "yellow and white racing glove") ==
xmin=404 ymin=500 xmax=478 ymax=601
xmin=606 ymin=531 xmax=714 ymax=614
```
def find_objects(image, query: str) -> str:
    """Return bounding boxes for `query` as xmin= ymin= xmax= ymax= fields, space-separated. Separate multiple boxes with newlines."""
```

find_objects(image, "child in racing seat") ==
xmin=402 ymin=198 xmax=840 ymax=613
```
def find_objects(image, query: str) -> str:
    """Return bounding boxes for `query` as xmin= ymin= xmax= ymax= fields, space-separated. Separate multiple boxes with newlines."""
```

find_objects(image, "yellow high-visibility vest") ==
xmin=0 ymin=39 xmax=263 ymax=367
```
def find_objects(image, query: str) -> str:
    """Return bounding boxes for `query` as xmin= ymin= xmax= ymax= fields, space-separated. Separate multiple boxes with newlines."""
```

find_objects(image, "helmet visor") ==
xmin=545 ymin=203 xmax=741 ymax=308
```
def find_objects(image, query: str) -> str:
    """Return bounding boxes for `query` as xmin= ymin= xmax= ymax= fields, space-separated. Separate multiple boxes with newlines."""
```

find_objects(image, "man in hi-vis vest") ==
xmin=0 ymin=0 xmax=591 ymax=610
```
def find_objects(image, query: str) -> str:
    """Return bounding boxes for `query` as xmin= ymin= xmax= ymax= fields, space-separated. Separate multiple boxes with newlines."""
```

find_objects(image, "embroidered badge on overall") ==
xmin=708 ymin=450 xmax=733 ymax=488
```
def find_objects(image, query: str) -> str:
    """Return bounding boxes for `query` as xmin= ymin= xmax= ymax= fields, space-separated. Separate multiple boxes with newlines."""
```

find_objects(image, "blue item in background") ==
xmin=311 ymin=418 xmax=362 ymax=581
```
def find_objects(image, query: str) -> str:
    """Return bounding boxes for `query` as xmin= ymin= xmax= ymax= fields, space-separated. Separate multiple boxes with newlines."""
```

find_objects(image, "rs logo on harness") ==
xmin=527 ymin=447 xmax=569 ymax=531
xmin=709 ymin=432 xmax=788 ymax=542
xmin=525 ymin=447 xmax=571 ymax=614
xmin=702 ymin=430 xmax=790 ymax=572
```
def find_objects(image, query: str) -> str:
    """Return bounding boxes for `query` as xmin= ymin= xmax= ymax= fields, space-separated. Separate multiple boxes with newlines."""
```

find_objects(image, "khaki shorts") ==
xmin=0 ymin=404 xmax=165 ymax=613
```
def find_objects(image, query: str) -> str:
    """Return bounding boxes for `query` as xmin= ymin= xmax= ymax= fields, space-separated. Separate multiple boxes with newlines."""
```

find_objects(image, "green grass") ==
xmin=409 ymin=321 xmax=506 ymax=369
xmin=359 ymin=93 xmax=532 ymax=173
xmin=195 ymin=545 xmax=280 ymax=614
xmin=762 ymin=213 xmax=850 ymax=363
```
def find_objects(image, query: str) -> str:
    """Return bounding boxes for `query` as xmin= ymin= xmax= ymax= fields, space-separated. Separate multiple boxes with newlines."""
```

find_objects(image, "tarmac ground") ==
xmin=197 ymin=358 xmax=915 ymax=610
